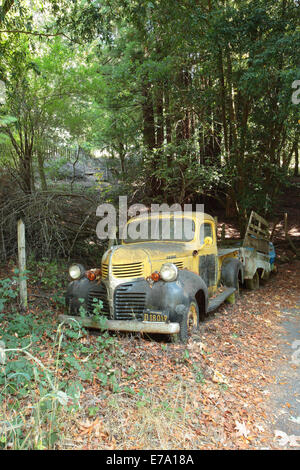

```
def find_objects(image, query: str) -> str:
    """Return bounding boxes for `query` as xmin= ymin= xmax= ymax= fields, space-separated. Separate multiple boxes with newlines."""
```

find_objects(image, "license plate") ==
xmin=143 ymin=310 xmax=169 ymax=323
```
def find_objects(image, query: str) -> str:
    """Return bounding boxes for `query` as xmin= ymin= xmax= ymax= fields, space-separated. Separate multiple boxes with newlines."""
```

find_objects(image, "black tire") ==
xmin=171 ymin=301 xmax=199 ymax=344
xmin=245 ymin=271 xmax=259 ymax=290
xmin=233 ymin=266 xmax=240 ymax=295
xmin=221 ymin=258 xmax=242 ymax=295
xmin=260 ymin=271 xmax=270 ymax=285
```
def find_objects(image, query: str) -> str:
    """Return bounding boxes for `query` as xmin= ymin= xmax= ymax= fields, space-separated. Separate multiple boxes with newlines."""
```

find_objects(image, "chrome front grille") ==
xmin=112 ymin=262 xmax=143 ymax=279
xmin=114 ymin=283 xmax=146 ymax=320
xmin=87 ymin=283 xmax=110 ymax=317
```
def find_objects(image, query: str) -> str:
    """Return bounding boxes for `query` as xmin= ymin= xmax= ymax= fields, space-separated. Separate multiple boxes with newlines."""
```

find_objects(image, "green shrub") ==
xmin=0 ymin=301 xmax=122 ymax=449
xmin=0 ymin=272 xmax=19 ymax=312
xmin=27 ymin=258 xmax=65 ymax=290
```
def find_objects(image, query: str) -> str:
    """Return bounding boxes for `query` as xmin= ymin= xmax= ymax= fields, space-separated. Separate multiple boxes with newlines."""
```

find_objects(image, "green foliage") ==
xmin=193 ymin=364 xmax=206 ymax=385
xmin=0 ymin=116 xmax=17 ymax=126
xmin=0 ymin=303 xmax=122 ymax=449
xmin=141 ymin=142 xmax=224 ymax=204
xmin=92 ymin=298 xmax=104 ymax=318
xmin=87 ymin=405 xmax=100 ymax=417
xmin=0 ymin=276 xmax=18 ymax=312
xmin=0 ymin=258 xmax=122 ymax=449
xmin=1 ymin=0 xmax=299 ymax=228
xmin=44 ymin=157 xmax=70 ymax=181
xmin=27 ymin=258 xmax=65 ymax=290
xmin=49 ymin=0 xmax=297 ymax=220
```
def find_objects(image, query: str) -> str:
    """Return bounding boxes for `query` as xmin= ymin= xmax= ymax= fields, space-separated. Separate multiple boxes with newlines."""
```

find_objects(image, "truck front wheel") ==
xmin=172 ymin=302 xmax=199 ymax=344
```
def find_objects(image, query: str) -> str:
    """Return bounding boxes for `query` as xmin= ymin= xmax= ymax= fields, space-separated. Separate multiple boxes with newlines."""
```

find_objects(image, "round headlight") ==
xmin=69 ymin=264 xmax=85 ymax=280
xmin=160 ymin=263 xmax=178 ymax=282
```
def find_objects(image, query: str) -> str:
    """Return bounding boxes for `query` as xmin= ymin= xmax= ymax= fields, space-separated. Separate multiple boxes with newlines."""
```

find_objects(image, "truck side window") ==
xmin=200 ymin=222 xmax=213 ymax=245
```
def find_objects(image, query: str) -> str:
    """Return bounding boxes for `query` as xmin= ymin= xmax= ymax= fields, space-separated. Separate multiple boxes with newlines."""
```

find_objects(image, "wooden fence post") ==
xmin=284 ymin=212 xmax=288 ymax=239
xmin=17 ymin=219 xmax=27 ymax=310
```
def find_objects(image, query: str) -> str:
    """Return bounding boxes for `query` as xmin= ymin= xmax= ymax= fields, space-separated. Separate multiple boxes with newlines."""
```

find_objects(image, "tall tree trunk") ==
xmin=119 ymin=142 xmax=126 ymax=174
xmin=218 ymin=48 xmax=229 ymax=157
xmin=164 ymin=85 xmax=172 ymax=144
xmin=37 ymin=149 xmax=47 ymax=190
xmin=183 ymin=71 xmax=191 ymax=140
xmin=294 ymin=140 xmax=299 ymax=177
xmin=21 ymin=151 xmax=33 ymax=194
xmin=1 ymin=0 xmax=15 ymax=22
xmin=141 ymin=76 xmax=160 ymax=194
xmin=142 ymin=79 xmax=155 ymax=150
xmin=175 ymin=69 xmax=186 ymax=144
xmin=225 ymin=47 xmax=238 ymax=154
xmin=155 ymin=85 xmax=164 ymax=148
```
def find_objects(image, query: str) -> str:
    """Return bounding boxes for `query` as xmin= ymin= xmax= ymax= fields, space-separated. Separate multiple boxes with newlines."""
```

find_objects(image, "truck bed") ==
xmin=218 ymin=246 xmax=241 ymax=257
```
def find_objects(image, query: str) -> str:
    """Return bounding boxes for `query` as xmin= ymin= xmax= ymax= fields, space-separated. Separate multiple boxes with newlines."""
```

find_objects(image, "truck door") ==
xmin=198 ymin=221 xmax=218 ymax=289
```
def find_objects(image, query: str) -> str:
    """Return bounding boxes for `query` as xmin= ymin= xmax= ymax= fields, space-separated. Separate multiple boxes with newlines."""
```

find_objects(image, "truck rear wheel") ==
xmin=233 ymin=267 xmax=240 ymax=295
xmin=245 ymin=271 xmax=259 ymax=290
xmin=221 ymin=258 xmax=242 ymax=295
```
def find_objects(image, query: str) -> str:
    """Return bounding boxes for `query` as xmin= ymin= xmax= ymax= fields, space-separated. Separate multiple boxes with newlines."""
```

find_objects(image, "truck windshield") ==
xmin=123 ymin=217 xmax=195 ymax=243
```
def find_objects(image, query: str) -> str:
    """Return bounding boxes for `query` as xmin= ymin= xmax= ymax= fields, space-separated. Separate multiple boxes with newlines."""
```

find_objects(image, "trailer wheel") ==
xmin=171 ymin=302 xmax=199 ymax=344
xmin=245 ymin=271 xmax=259 ymax=290
xmin=260 ymin=271 xmax=270 ymax=285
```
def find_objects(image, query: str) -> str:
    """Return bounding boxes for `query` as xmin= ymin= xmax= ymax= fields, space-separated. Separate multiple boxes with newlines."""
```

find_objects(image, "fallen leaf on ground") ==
xmin=235 ymin=421 xmax=250 ymax=438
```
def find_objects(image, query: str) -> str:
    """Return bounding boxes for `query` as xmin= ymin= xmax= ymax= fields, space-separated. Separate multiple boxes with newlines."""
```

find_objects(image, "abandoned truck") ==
xmin=61 ymin=211 xmax=276 ymax=342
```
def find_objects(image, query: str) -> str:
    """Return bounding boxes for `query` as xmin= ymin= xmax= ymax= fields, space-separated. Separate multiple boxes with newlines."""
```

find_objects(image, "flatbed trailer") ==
xmin=218 ymin=211 xmax=275 ymax=289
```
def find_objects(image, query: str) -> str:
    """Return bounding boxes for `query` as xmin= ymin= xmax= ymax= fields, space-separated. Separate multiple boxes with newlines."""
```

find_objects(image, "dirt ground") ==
xmin=267 ymin=301 xmax=300 ymax=448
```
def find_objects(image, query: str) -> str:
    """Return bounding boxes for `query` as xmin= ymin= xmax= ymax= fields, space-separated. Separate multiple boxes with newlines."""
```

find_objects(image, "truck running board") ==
xmin=207 ymin=287 xmax=236 ymax=313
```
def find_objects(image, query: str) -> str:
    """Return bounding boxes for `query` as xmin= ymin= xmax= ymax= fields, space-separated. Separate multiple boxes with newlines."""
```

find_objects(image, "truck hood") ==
xmin=102 ymin=242 xmax=192 ymax=265
xmin=106 ymin=242 xmax=192 ymax=265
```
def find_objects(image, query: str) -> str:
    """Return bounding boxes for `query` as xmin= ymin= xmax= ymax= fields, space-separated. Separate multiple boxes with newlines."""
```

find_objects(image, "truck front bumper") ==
xmin=58 ymin=314 xmax=180 ymax=335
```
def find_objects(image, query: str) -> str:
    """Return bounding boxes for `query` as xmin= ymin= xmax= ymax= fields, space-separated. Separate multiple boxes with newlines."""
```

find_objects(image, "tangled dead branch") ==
xmin=0 ymin=190 xmax=105 ymax=263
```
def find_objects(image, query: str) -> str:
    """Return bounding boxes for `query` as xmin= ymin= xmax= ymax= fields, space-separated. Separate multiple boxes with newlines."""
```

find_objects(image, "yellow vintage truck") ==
xmin=62 ymin=211 xmax=275 ymax=342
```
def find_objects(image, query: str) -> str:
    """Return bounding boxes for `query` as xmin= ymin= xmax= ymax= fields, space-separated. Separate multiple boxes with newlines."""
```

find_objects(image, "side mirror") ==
xmin=204 ymin=236 xmax=213 ymax=246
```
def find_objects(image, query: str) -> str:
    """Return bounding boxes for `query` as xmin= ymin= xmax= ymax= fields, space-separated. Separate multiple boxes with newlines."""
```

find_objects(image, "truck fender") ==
xmin=221 ymin=258 xmax=244 ymax=288
xmin=177 ymin=270 xmax=209 ymax=317
xmin=65 ymin=277 xmax=91 ymax=314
